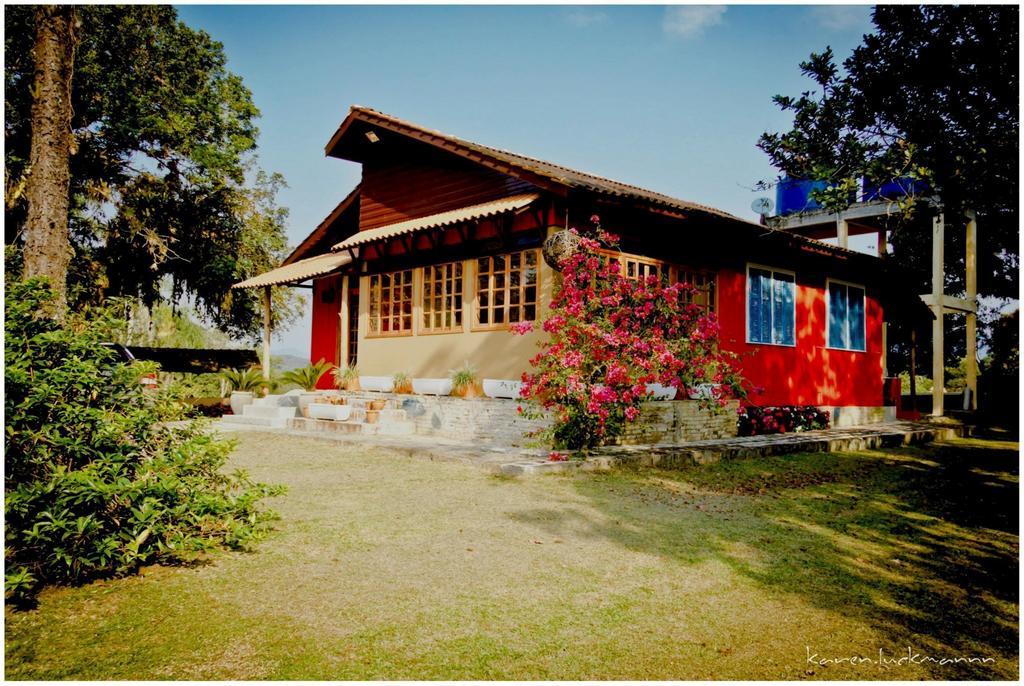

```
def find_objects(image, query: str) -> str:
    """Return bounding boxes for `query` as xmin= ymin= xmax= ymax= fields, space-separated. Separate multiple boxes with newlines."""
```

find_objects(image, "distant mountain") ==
xmin=272 ymin=354 xmax=310 ymax=372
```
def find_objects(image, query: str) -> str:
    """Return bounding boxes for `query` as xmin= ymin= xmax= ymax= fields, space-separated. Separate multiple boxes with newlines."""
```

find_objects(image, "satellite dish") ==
xmin=751 ymin=197 xmax=774 ymax=216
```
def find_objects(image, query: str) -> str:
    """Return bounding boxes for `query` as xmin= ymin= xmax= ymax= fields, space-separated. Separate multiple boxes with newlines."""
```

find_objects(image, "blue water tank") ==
xmin=861 ymin=177 xmax=930 ymax=201
xmin=775 ymin=177 xmax=828 ymax=215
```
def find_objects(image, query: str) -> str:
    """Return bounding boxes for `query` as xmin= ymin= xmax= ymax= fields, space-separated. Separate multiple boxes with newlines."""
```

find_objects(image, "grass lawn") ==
xmin=5 ymin=432 xmax=1018 ymax=680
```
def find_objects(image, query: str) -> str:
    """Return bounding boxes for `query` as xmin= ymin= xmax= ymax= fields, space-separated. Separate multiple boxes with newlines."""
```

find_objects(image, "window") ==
xmin=827 ymin=281 xmax=866 ymax=351
xmin=476 ymin=249 xmax=539 ymax=328
xmin=747 ymin=266 xmax=795 ymax=345
xmin=674 ymin=267 xmax=717 ymax=313
xmin=421 ymin=261 xmax=464 ymax=333
xmin=599 ymin=250 xmax=667 ymax=283
xmin=367 ymin=269 xmax=413 ymax=336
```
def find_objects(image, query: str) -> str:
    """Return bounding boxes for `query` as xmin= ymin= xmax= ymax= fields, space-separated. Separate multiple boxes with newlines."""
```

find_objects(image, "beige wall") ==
xmin=355 ymin=249 xmax=556 ymax=380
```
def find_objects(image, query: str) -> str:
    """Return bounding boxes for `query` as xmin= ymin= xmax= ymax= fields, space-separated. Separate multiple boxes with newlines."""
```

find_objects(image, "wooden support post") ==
xmin=836 ymin=216 xmax=849 ymax=249
xmin=931 ymin=213 xmax=944 ymax=416
xmin=339 ymin=275 xmax=350 ymax=368
xmin=262 ymin=285 xmax=272 ymax=380
xmin=965 ymin=210 xmax=978 ymax=410
xmin=877 ymin=229 xmax=887 ymax=257
xmin=909 ymin=328 xmax=918 ymax=409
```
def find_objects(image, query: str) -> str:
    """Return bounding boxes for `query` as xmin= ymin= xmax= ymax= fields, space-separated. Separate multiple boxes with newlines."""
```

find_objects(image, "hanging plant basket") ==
xmin=542 ymin=230 xmax=582 ymax=271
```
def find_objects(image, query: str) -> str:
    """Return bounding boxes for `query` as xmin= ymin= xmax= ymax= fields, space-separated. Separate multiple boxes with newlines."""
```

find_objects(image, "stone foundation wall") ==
xmin=337 ymin=391 xmax=738 ymax=447
xmin=617 ymin=399 xmax=740 ymax=445
xmin=824 ymin=405 xmax=897 ymax=428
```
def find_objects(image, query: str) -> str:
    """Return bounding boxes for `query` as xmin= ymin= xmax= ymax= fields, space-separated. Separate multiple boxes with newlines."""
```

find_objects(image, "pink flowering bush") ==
xmin=514 ymin=226 xmax=746 ymax=450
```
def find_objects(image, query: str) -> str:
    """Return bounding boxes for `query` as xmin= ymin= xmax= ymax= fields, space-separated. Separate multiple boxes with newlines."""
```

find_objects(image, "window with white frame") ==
xmin=747 ymin=266 xmax=795 ymax=345
xmin=827 ymin=280 xmax=866 ymax=351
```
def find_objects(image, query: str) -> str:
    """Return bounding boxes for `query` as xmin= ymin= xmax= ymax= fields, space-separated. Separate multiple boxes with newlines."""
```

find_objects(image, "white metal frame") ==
xmin=825 ymin=278 xmax=868 ymax=353
xmin=745 ymin=263 xmax=797 ymax=347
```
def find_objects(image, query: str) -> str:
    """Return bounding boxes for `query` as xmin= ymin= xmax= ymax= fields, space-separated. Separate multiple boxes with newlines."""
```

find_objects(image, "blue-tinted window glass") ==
xmin=748 ymin=268 xmax=773 ymax=343
xmin=848 ymin=286 xmax=865 ymax=350
xmin=828 ymin=282 xmax=847 ymax=348
xmin=772 ymin=273 xmax=795 ymax=345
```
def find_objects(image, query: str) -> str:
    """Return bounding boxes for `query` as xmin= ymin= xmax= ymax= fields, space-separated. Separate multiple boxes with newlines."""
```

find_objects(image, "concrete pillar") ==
xmin=965 ymin=210 xmax=978 ymax=410
xmin=339 ymin=274 xmax=350 ymax=368
xmin=931 ymin=213 xmax=944 ymax=416
xmin=836 ymin=216 xmax=849 ymax=249
xmin=262 ymin=285 xmax=272 ymax=380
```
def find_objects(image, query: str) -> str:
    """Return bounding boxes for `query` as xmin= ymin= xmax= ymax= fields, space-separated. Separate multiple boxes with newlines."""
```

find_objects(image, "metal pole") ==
xmin=964 ymin=210 xmax=978 ymax=410
xmin=931 ymin=213 xmax=945 ymax=416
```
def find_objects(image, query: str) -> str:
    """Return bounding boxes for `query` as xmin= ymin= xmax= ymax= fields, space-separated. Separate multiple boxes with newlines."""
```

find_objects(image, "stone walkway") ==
xmin=215 ymin=417 xmax=969 ymax=476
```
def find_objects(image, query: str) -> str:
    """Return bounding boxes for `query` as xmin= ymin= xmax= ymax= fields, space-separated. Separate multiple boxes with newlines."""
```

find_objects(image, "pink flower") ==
xmin=510 ymin=320 xmax=535 ymax=335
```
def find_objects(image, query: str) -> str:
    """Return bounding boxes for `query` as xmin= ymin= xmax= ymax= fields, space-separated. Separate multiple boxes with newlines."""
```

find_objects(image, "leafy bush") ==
xmin=514 ymin=224 xmax=746 ymax=450
xmin=219 ymin=366 xmax=267 ymax=394
xmin=279 ymin=358 xmax=334 ymax=391
xmin=737 ymin=405 xmax=830 ymax=436
xmin=4 ymin=280 xmax=284 ymax=602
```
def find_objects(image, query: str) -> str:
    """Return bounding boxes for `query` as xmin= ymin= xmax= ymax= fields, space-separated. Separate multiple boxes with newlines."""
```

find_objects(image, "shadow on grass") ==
xmin=512 ymin=439 xmax=1019 ymax=679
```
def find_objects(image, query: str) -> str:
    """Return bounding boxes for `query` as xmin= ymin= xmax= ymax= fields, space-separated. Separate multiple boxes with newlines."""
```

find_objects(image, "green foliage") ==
xmin=759 ymin=6 xmax=1018 ymax=303
xmin=4 ymin=6 xmax=302 ymax=340
xmin=279 ymin=359 xmax=334 ymax=392
xmin=220 ymin=367 xmax=266 ymax=394
xmin=5 ymin=279 xmax=284 ymax=601
xmin=448 ymin=362 xmax=479 ymax=392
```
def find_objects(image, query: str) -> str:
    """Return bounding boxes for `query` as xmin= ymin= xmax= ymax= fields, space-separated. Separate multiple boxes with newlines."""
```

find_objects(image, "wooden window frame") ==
xmin=671 ymin=265 xmax=718 ymax=314
xmin=598 ymin=249 xmax=717 ymax=314
xmin=420 ymin=261 xmax=465 ymax=335
xmin=366 ymin=269 xmax=414 ymax=338
xmin=473 ymin=249 xmax=541 ymax=331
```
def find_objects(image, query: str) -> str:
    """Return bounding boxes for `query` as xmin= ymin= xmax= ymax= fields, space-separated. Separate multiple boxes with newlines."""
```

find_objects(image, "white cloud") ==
xmin=662 ymin=5 xmax=726 ymax=39
xmin=809 ymin=5 xmax=871 ymax=32
xmin=564 ymin=9 xmax=608 ymax=27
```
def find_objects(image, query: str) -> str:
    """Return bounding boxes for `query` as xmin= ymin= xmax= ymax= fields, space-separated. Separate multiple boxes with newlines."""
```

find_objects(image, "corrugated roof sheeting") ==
xmin=232 ymin=252 xmax=353 ymax=289
xmin=332 ymin=192 xmax=540 ymax=251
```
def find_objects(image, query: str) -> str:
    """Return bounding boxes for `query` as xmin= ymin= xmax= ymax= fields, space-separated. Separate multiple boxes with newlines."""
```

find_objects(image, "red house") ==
xmin=238 ymin=107 xmax=909 ymax=426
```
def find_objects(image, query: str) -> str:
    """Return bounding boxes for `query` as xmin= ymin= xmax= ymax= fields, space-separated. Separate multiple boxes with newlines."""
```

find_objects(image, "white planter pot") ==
xmin=483 ymin=379 xmax=523 ymax=399
xmin=687 ymin=383 xmax=719 ymax=400
xmin=229 ymin=391 xmax=254 ymax=415
xmin=308 ymin=403 xmax=351 ymax=421
xmin=298 ymin=392 xmax=321 ymax=414
xmin=360 ymin=376 xmax=394 ymax=392
xmin=645 ymin=383 xmax=677 ymax=401
xmin=412 ymin=378 xmax=453 ymax=396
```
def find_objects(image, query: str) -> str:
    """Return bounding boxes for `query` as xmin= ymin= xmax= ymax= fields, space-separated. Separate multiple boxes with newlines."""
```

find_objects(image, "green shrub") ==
xmin=4 ymin=279 xmax=285 ymax=602
xmin=279 ymin=358 xmax=334 ymax=391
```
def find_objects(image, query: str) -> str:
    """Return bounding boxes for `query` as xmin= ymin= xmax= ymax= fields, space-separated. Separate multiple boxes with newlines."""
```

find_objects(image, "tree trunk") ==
xmin=23 ymin=5 xmax=77 ymax=319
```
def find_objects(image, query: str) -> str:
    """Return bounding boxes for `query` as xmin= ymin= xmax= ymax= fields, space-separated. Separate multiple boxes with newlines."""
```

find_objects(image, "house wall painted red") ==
xmin=310 ymin=274 xmax=342 ymax=389
xmin=717 ymin=266 xmax=884 ymax=407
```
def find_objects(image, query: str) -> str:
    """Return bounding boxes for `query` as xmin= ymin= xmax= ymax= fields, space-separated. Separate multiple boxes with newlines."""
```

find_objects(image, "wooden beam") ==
xmin=965 ymin=210 xmax=978 ymax=410
xmin=931 ymin=213 xmax=944 ymax=416
xmin=919 ymin=294 xmax=977 ymax=314
xmin=262 ymin=285 xmax=272 ymax=380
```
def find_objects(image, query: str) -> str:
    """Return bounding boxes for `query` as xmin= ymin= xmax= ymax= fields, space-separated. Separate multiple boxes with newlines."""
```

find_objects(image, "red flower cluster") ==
xmin=514 ymin=226 xmax=746 ymax=450
xmin=736 ymin=405 xmax=830 ymax=436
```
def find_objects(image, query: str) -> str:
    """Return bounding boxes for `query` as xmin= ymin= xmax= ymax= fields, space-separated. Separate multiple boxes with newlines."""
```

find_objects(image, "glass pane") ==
xmin=526 ymin=250 xmax=536 ymax=266
xmin=479 ymin=294 xmax=488 ymax=308
xmin=495 ymin=290 xmax=505 ymax=306
xmin=510 ymin=288 xmax=520 ymax=305
xmin=848 ymin=286 xmax=865 ymax=350
xmin=478 ymin=258 xmax=490 ymax=274
xmin=495 ymin=274 xmax=505 ymax=290
xmin=773 ymin=273 xmax=795 ymax=345
xmin=478 ymin=276 xmax=489 ymax=292
xmin=524 ymin=304 xmax=536 ymax=321
xmin=524 ymin=267 xmax=537 ymax=285
xmin=434 ymin=312 xmax=442 ymax=329
xmin=494 ymin=308 xmax=505 ymax=324
xmin=479 ymin=309 xmax=489 ymax=325
xmin=524 ymin=286 xmax=536 ymax=303
xmin=494 ymin=254 xmax=505 ymax=271
xmin=828 ymin=282 xmax=847 ymax=348
xmin=510 ymin=252 xmax=520 ymax=269
xmin=748 ymin=269 xmax=767 ymax=343
xmin=402 ymin=315 xmax=411 ymax=330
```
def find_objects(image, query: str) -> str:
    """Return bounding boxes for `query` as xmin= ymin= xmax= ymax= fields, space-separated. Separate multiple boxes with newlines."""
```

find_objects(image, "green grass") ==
xmin=5 ymin=433 xmax=1019 ymax=679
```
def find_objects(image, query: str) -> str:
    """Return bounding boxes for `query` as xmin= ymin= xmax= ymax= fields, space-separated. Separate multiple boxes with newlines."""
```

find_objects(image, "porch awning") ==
xmin=332 ymin=192 xmax=540 ymax=251
xmin=232 ymin=251 xmax=353 ymax=289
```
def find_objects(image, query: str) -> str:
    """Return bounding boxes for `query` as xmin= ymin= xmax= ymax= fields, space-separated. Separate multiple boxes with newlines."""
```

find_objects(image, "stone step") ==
xmin=242 ymin=405 xmax=298 ymax=420
xmin=221 ymin=414 xmax=292 ymax=428
xmin=287 ymin=417 xmax=416 ymax=436
xmin=253 ymin=393 xmax=299 ymax=408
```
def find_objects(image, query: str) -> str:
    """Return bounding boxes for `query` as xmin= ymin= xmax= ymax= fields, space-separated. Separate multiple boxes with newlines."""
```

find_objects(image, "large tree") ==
xmin=758 ymin=5 xmax=1018 ymax=371
xmin=5 ymin=5 xmax=299 ymax=340
xmin=20 ymin=6 xmax=78 ymax=318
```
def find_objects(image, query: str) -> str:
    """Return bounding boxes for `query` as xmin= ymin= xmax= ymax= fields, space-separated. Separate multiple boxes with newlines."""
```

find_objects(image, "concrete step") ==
xmin=221 ymin=414 xmax=292 ymax=428
xmin=287 ymin=417 xmax=415 ymax=436
xmin=253 ymin=393 xmax=300 ymax=408
xmin=242 ymin=405 xmax=298 ymax=420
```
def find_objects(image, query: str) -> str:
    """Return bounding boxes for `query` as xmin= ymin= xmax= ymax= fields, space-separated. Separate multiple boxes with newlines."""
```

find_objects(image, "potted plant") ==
xmin=220 ymin=366 xmax=265 ymax=415
xmin=368 ymin=398 xmax=387 ymax=411
xmin=280 ymin=359 xmax=334 ymax=416
xmin=449 ymin=362 xmax=481 ymax=399
xmin=392 ymin=371 xmax=412 ymax=394
xmin=308 ymin=393 xmax=352 ymax=421
xmin=333 ymin=365 xmax=361 ymax=392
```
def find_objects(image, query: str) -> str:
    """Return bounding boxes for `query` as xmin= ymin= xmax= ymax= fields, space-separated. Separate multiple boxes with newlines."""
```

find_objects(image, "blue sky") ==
xmin=175 ymin=4 xmax=876 ymax=354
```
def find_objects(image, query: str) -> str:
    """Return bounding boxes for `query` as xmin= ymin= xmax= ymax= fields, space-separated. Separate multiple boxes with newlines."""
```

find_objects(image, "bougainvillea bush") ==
xmin=736 ymin=405 xmax=830 ymax=436
xmin=513 ymin=225 xmax=746 ymax=451
xmin=5 ymin=280 xmax=284 ymax=602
